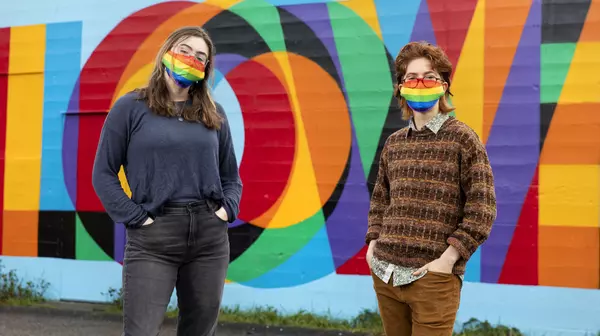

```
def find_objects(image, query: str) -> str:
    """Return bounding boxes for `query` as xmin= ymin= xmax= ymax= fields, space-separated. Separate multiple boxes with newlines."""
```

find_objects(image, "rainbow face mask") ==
xmin=399 ymin=79 xmax=445 ymax=113
xmin=162 ymin=50 xmax=206 ymax=88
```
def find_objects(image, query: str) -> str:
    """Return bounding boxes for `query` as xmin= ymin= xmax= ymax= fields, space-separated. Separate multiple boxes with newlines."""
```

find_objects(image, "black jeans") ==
xmin=122 ymin=200 xmax=230 ymax=336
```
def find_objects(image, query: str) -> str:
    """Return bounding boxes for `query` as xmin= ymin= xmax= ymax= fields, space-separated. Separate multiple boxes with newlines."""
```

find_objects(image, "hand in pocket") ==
xmin=215 ymin=207 xmax=228 ymax=222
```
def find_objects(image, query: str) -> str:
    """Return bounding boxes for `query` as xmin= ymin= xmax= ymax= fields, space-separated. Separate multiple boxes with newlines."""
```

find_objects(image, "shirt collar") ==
xmin=408 ymin=113 xmax=450 ymax=135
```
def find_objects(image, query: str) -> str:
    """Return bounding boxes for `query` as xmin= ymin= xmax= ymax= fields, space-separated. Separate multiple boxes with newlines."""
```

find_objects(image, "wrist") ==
xmin=440 ymin=253 xmax=458 ymax=264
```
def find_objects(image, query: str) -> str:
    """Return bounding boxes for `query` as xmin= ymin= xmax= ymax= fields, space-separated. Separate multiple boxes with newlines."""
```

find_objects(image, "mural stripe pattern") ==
xmin=3 ymin=25 xmax=45 ymax=256
xmin=0 ymin=0 xmax=599 ymax=291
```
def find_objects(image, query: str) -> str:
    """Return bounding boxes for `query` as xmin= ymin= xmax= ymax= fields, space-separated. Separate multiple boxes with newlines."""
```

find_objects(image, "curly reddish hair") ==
xmin=393 ymin=41 xmax=455 ymax=120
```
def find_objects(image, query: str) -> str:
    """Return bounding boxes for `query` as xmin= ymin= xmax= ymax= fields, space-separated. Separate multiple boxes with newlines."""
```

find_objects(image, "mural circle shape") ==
xmin=64 ymin=1 xmax=384 ymax=287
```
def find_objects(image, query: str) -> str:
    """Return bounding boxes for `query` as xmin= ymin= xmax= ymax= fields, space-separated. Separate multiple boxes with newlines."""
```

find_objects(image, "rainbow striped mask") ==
xmin=399 ymin=79 xmax=445 ymax=113
xmin=162 ymin=50 xmax=206 ymax=88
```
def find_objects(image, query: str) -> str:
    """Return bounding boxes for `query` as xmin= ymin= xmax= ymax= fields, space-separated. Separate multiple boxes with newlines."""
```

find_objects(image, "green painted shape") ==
xmin=227 ymin=210 xmax=325 ymax=283
xmin=229 ymin=0 xmax=286 ymax=52
xmin=541 ymin=43 xmax=576 ymax=103
xmin=328 ymin=3 xmax=392 ymax=178
xmin=75 ymin=213 xmax=112 ymax=261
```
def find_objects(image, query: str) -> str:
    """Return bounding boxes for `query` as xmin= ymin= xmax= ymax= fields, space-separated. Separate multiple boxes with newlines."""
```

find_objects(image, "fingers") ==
xmin=412 ymin=265 xmax=427 ymax=276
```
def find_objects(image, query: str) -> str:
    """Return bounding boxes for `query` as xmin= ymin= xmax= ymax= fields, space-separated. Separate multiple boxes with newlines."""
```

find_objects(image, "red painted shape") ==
xmin=426 ymin=0 xmax=478 ymax=76
xmin=76 ymin=2 xmax=194 ymax=211
xmin=336 ymin=245 xmax=370 ymax=275
xmin=498 ymin=167 xmax=539 ymax=285
xmin=0 ymin=28 xmax=10 ymax=254
xmin=226 ymin=60 xmax=296 ymax=222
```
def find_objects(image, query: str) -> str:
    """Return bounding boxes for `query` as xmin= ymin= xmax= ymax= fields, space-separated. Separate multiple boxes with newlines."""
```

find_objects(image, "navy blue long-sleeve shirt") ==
xmin=92 ymin=92 xmax=242 ymax=228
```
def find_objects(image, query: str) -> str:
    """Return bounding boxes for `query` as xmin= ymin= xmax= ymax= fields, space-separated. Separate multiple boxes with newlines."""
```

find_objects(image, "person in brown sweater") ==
xmin=365 ymin=41 xmax=497 ymax=336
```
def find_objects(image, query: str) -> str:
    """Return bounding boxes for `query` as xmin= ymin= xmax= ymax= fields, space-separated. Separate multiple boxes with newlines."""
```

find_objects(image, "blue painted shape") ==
xmin=225 ymin=273 xmax=378 ymax=317
xmin=374 ymin=0 xmax=421 ymax=56
xmin=409 ymin=0 xmax=436 ymax=44
xmin=212 ymin=71 xmax=244 ymax=165
xmin=241 ymin=226 xmax=335 ymax=288
xmin=464 ymin=248 xmax=481 ymax=282
xmin=481 ymin=0 xmax=540 ymax=283
xmin=0 ymin=256 xmax=122 ymax=302
xmin=40 ymin=21 xmax=82 ymax=211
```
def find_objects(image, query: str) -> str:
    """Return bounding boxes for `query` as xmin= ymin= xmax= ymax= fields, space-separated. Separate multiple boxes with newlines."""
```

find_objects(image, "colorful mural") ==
xmin=0 ymin=0 xmax=599 ymax=295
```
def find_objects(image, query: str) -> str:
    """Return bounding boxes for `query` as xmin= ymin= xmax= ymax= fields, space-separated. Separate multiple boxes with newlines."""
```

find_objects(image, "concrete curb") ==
xmin=0 ymin=303 xmax=372 ymax=336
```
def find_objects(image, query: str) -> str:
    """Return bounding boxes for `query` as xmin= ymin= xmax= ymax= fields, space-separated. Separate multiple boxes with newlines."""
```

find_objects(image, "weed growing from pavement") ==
xmin=102 ymin=287 xmax=123 ymax=312
xmin=0 ymin=261 xmax=49 ymax=305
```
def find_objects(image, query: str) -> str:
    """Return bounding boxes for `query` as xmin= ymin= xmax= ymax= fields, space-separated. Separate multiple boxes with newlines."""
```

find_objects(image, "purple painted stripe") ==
xmin=280 ymin=3 xmax=346 ymax=90
xmin=410 ymin=0 xmax=437 ymax=44
xmin=114 ymin=223 xmax=125 ymax=263
xmin=215 ymin=53 xmax=247 ymax=77
xmin=63 ymin=78 xmax=80 ymax=206
xmin=481 ymin=0 xmax=540 ymax=283
xmin=325 ymin=132 xmax=371 ymax=268
xmin=229 ymin=218 xmax=245 ymax=228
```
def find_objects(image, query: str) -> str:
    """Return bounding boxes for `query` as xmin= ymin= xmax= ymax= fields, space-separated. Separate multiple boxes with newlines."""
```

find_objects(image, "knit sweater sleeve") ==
xmin=447 ymin=129 xmax=497 ymax=260
xmin=366 ymin=140 xmax=390 ymax=244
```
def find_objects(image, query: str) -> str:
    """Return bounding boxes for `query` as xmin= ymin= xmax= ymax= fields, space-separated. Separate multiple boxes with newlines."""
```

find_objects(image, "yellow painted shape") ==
xmin=341 ymin=0 xmax=382 ymax=39
xmin=205 ymin=0 xmax=243 ymax=9
xmin=119 ymin=167 xmax=132 ymax=198
xmin=559 ymin=42 xmax=600 ymax=104
xmin=266 ymin=51 xmax=322 ymax=228
xmin=116 ymin=63 xmax=154 ymax=100
xmin=4 ymin=25 xmax=45 ymax=211
xmin=539 ymin=164 xmax=599 ymax=227
xmin=452 ymin=0 xmax=484 ymax=140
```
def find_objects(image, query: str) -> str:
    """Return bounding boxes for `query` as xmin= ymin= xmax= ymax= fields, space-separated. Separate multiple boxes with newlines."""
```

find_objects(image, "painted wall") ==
xmin=0 ymin=0 xmax=599 ymax=334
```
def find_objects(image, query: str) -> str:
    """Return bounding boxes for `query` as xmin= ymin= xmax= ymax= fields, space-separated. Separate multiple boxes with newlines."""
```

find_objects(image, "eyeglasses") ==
xmin=401 ymin=77 xmax=441 ymax=89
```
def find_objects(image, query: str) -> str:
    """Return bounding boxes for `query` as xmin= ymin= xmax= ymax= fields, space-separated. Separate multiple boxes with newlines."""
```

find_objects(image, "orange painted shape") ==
xmin=287 ymin=54 xmax=351 ymax=205
xmin=540 ymin=103 xmax=600 ymax=165
xmin=2 ymin=211 xmax=38 ymax=256
xmin=579 ymin=0 xmax=600 ymax=42
xmin=254 ymin=52 xmax=290 ymax=94
xmin=538 ymin=226 xmax=599 ymax=289
xmin=483 ymin=0 xmax=531 ymax=142
xmin=114 ymin=2 xmax=224 ymax=103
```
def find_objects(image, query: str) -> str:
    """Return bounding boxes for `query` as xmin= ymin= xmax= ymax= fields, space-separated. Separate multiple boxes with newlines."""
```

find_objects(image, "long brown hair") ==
xmin=136 ymin=26 xmax=222 ymax=129
xmin=393 ymin=41 xmax=455 ymax=120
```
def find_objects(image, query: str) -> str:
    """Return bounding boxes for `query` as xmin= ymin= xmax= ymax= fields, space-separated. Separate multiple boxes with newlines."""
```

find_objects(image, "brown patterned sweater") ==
xmin=366 ymin=116 xmax=496 ymax=275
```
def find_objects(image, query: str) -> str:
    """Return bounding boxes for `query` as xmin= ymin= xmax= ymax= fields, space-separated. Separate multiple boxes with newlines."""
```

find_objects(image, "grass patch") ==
xmin=0 ymin=261 xmax=49 ymax=305
xmin=105 ymin=286 xmax=524 ymax=335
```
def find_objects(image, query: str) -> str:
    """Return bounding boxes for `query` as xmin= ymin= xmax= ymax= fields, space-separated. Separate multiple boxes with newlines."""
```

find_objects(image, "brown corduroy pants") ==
xmin=372 ymin=271 xmax=461 ymax=336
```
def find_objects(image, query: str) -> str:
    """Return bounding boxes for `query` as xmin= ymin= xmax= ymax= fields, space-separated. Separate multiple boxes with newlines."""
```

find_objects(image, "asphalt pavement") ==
xmin=0 ymin=309 xmax=176 ymax=336
xmin=0 ymin=304 xmax=366 ymax=336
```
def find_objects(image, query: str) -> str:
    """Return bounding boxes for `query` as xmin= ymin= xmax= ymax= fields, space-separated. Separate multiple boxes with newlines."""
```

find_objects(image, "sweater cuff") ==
xmin=222 ymin=202 xmax=235 ymax=223
xmin=447 ymin=236 xmax=472 ymax=261
xmin=127 ymin=212 xmax=150 ymax=229
xmin=365 ymin=231 xmax=380 ymax=245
